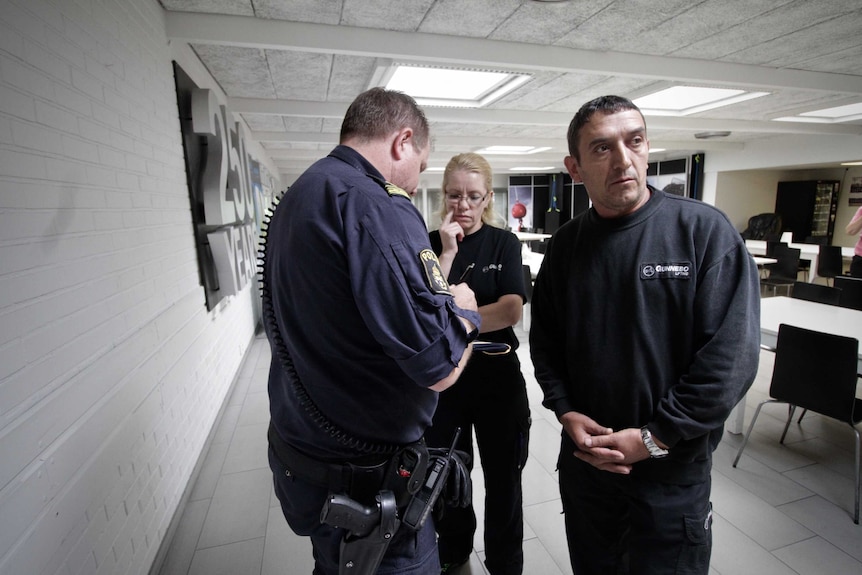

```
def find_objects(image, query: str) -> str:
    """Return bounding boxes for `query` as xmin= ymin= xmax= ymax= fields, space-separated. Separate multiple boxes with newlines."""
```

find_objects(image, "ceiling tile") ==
xmin=490 ymin=0 xmax=605 ymax=44
xmin=241 ymin=113 xmax=288 ymax=131
xmin=328 ymin=55 xmax=377 ymax=101
xmin=192 ymin=45 xmax=275 ymax=98
xmin=160 ymin=0 xmax=254 ymax=16
xmin=252 ymin=0 xmax=342 ymax=24
xmin=418 ymin=0 xmax=520 ymax=38
xmin=341 ymin=0 xmax=434 ymax=32
xmin=267 ymin=50 xmax=332 ymax=100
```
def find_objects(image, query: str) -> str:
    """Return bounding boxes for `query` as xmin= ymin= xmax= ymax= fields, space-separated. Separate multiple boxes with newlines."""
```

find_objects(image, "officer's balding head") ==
xmin=340 ymin=88 xmax=430 ymax=151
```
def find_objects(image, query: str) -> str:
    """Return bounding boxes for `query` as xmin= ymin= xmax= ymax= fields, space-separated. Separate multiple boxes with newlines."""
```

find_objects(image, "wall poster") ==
xmin=508 ymin=185 xmax=534 ymax=231
xmin=850 ymin=176 xmax=862 ymax=206
xmin=647 ymin=157 xmax=689 ymax=197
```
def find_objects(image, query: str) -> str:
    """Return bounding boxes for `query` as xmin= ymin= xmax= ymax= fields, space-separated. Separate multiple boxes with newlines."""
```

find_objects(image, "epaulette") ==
xmin=384 ymin=182 xmax=410 ymax=200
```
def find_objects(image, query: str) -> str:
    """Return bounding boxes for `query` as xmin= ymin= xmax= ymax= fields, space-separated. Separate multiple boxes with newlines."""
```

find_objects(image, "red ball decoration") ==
xmin=511 ymin=202 xmax=527 ymax=219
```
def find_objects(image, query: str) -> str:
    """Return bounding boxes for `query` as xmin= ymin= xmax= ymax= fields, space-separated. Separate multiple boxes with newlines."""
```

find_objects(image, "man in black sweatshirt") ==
xmin=530 ymin=95 xmax=760 ymax=575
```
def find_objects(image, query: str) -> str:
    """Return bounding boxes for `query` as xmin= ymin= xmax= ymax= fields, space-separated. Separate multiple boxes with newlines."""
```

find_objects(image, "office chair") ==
xmin=817 ymin=245 xmax=844 ymax=285
xmin=760 ymin=245 xmax=800 ymax=297
xmin=834 ymin=276 xmax=862 ymax=311
xmin=732 ymin=324 xmax=861 ymax=523
xmin=740 ymin=213 xmax=783 ymax=241
xmin=789 ymin=281 xmax=842 ymax=305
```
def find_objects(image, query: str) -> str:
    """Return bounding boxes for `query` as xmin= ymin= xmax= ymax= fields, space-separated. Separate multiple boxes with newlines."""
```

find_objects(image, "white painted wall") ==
xmin=0 ymin=1 xmax=274 ymax=574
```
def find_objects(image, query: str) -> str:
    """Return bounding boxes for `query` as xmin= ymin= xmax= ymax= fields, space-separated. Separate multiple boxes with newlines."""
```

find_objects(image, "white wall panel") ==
xmin=0 ymin=1 xmax=266 ymax=574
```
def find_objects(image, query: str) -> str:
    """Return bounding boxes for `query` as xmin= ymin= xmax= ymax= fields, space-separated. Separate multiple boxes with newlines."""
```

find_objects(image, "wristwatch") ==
xmin=640 ymin=427 xmax=669 ymax=459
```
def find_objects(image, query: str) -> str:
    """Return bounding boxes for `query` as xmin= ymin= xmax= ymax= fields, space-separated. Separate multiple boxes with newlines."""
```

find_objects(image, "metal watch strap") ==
xmin=640 ymin=426 xmax=669 ymax=458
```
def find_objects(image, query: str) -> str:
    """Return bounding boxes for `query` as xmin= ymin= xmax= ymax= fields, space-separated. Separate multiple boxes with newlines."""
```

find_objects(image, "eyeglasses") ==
xmin=445 ymin=192 xmax=488 ymax=206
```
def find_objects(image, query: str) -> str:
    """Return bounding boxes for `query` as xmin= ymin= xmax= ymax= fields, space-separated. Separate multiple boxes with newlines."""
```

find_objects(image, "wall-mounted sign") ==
xmin=173 ymin=62 xmax=263 ymax=310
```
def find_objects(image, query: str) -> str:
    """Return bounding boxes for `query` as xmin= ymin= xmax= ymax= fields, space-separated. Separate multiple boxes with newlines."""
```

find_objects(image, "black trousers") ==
xmin=268 ymin=447 xmax=440 ymax=575
xmin=424 ymin=351 xmax=531 ymax=575
xmin=558 ymin=443 xmax=713 ymax=575
xmin=850 ymin=254 xmax=862 ymax=278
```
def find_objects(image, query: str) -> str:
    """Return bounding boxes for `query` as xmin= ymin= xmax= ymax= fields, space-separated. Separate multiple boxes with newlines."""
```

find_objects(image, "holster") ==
xmin=336 ymin=491 xmax=399 ymax=575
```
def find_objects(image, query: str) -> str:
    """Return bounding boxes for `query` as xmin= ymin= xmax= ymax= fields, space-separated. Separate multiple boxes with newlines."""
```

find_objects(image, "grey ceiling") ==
xmin=160 ymin=0 xmax=862 ymax=182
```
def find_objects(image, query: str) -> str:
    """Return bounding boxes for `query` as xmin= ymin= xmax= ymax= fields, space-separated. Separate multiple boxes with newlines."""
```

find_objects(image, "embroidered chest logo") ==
xmin=419 ymin=249 xmax=451 ymax=295
xmin=640 ymin=262 xmax=692 ymax=280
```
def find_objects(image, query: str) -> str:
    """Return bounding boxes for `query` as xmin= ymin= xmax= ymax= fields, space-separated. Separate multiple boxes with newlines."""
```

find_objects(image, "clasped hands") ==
xmin=560 ymin=411 xmax=652 ymax=474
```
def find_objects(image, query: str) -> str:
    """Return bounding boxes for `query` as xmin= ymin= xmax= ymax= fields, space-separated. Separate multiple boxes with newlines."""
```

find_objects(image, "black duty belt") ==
xmin=268 ymin=423 xmax=390 ymax=498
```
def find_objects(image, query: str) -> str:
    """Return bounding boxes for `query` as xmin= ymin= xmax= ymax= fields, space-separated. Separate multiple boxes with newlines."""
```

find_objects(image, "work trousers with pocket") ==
xmin=558 ymin=445 xmax=713 ymax=575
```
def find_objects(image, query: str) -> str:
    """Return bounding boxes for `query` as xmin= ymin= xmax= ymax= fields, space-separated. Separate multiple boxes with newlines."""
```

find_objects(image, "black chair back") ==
xmin=765 ymin=241 xmax=787 ymax=258
xmin=834 ymin=276 xmax=862 ymax=311
xmin=817 ymin=245 xmax=844 ymax=281
xmin=761 ymin=246 xmax=801 ymax=296
xmin=770 ymin=324 xmax=860 ymax=424
xmin=767 ymin=245 xmax=800 ymax=279
xmin=790 ymin=281 xmax=842 ymax=305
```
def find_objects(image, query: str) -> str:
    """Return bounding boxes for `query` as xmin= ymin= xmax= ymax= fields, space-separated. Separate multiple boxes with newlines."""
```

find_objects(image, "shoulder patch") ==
xmin=384 ymin=182 xmax=410 ymax=200
xmin=419 ymin=249 xmax=451 ymax=295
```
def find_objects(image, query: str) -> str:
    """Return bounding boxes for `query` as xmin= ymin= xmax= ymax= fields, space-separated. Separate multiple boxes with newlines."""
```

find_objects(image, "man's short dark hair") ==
xmin=566 ymin=95 xmax=645 ymax=160
xmin=340 ymin=87 xmax=430 ymax=150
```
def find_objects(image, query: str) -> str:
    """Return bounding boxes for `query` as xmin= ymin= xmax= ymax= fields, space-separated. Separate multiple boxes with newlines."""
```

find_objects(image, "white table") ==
xmin=513 ymin=231 xmax=552 ymax=243
xmin=515 ymin=232 xmax=552 ymax=279
xmin=752 ymin=256 xmax=777 ymax=266
xmin=522 ymin=250 xmax=544 ymax=279
xmin=726 ymin=296 xmax=862 ymax=433
xmin=745 ymin=240 xmax=855 ymax=283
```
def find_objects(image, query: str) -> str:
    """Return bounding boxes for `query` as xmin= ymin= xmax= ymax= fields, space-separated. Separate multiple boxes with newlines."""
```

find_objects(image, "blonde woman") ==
xmin=426 ymin=153 xmax=530 ymax=575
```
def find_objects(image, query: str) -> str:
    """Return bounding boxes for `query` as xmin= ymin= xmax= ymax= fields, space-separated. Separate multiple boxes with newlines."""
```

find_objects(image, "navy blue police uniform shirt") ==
xmin=265 ymin=145 xmax=479 ymax=461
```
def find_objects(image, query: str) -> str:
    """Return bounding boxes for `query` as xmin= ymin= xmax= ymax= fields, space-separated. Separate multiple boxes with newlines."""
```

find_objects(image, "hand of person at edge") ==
xmin=560 ymin=412 xmax=636 ymax=474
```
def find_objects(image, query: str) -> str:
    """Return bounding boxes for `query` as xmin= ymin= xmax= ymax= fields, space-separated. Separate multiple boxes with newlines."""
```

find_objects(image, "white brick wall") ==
xmin=0 ymin=1 xmax=264 ymax=574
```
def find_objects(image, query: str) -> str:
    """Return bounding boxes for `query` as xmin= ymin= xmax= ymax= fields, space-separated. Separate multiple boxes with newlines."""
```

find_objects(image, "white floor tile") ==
xmin=188 ymin=538 xmax=264 ymax=575
xmin=778 ymin=495 xmax=862 ymax=562
xmin=220 ymin=421 xmax=269 ymax=475
xmin=197 ymin=467 xmax=271 ymax=549
xmin=262 ymin=505 xmax=314 ymax=575
xmin=709 ymin=514 xmax=799 ymax=575
xmin=158 ymin=498 xmax=208 ymax=575
xmin=711 ymin=470 xmax=813 ymax=551
xmin=772 ymin=535 xmax=862 ymax=575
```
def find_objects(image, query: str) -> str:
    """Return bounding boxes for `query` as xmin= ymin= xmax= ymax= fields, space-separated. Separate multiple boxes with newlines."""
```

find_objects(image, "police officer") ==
xmin=262 ymin=87 xmax=480 ymax=575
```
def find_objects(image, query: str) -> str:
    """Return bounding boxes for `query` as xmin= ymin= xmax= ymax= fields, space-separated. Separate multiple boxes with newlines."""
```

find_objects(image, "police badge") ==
xmin=419 ymin=249 xmax=451 ymax=295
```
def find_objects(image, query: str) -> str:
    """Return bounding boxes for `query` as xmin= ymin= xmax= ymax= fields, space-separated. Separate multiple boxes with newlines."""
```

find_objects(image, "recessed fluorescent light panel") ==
xmin=384 ymin=65 xmax=530 ymax=108
xmin=634 ymin=86 xmax=769 ymax=116
xmin=475 ymin=146 xmax=551 ymax=155
xmin=509 ymin=166 xmax=556 ymax=172
xmin=772 ymin=102 xmax=862 ymax=124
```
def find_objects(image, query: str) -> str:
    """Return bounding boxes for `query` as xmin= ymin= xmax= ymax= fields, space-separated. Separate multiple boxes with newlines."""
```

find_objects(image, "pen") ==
xmin=457 ymin=263 xmax=475 ymax=283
